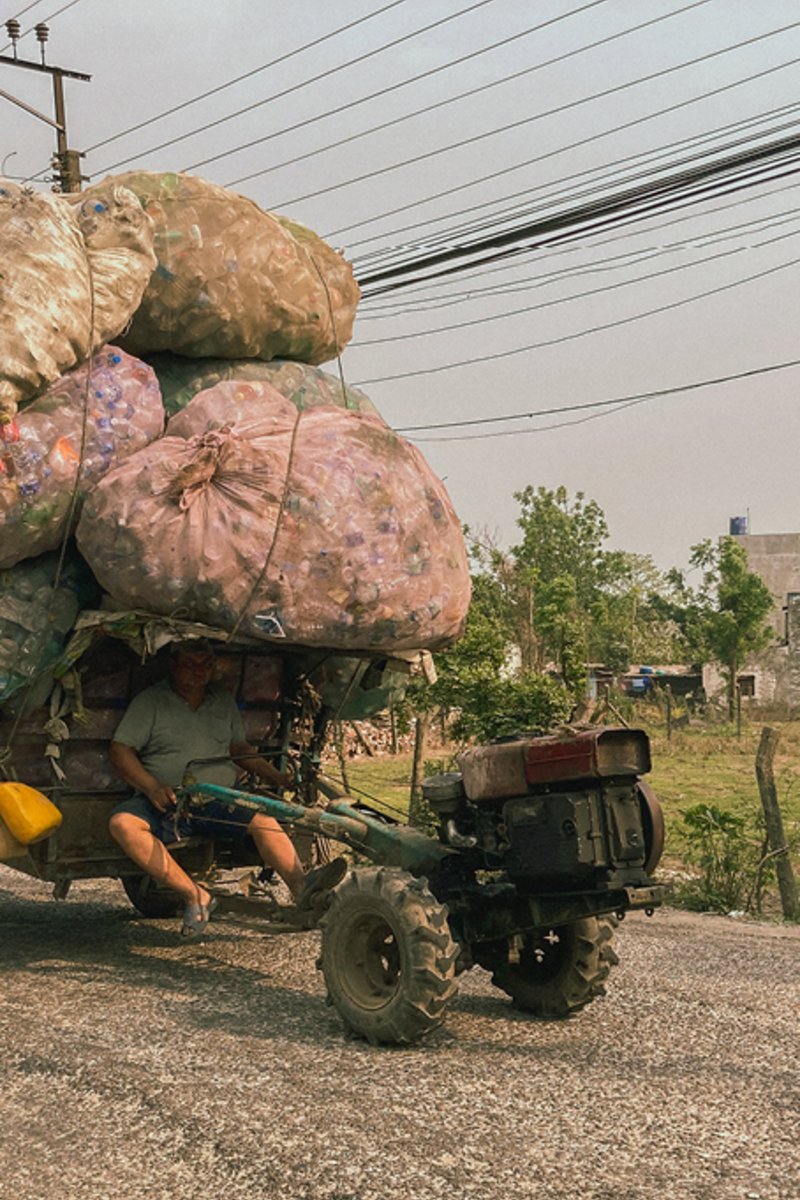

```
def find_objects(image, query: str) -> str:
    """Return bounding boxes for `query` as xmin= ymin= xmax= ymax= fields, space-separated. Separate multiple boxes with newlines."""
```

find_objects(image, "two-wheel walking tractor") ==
xmin=181 ymin=723 xmax=666 ymax=1045
xmin=0 ymin=618 xmax=667 ymax=1046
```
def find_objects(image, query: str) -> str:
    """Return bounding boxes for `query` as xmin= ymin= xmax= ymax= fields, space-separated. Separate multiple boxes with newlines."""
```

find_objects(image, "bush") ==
xmin=449 ymin=670 xmax=573 ymax=744
xmin=674 ymin=803 xmax=773 ymax=914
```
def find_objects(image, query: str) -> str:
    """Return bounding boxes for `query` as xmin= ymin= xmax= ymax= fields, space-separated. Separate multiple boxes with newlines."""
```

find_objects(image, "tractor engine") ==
xmin=423 ymin=728 xmax=664 ymax=894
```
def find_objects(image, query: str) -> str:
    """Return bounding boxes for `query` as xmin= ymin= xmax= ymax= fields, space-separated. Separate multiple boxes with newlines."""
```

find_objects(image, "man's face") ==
xmin=171 ymin=650 xmax=215 ymax=689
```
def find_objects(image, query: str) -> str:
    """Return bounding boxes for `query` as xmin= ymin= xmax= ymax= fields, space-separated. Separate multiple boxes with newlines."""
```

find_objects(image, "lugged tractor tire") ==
xmin=319 ymin=867 xmax=459 ymax=1046
xmin=121 ymin=874 xmax=182 ymax=919
xmin=489 ymin=915 xmax=620 ymax=1018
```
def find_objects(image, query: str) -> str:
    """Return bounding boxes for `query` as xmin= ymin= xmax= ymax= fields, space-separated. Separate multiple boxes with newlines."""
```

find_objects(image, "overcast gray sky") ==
xmin=2 ymin=0 xmax=799 ymax=572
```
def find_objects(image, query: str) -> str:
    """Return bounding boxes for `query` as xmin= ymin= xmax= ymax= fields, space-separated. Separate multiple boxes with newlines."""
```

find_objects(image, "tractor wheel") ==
xmin=488 ymin=915 xmax=620 ymax=1018
xmin=319 ymin=867 xmax=459 ymax=1046
xmin=121 ymin=874 xmax=182 ymax=919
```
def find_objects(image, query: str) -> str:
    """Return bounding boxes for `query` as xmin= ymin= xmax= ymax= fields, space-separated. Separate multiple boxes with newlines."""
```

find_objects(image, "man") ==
xmin=108 ymin=641 xmax=345 ymax=936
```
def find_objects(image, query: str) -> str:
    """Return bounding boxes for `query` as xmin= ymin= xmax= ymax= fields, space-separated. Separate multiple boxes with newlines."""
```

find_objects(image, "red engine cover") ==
xmin=524 ymin=728 xmax=651 ymax=786
xmin=458 ymin=728 xmax=651 ymax=802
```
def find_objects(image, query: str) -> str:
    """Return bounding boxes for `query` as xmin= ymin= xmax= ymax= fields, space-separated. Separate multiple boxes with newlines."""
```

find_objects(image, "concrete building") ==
xmin=704 ymin=527 xmax=800 ymax=709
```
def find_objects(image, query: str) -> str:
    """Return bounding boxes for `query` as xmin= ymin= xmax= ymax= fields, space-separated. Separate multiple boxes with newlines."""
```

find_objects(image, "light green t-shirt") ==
xmin=112 ymin=679 xmax=246 ymax=788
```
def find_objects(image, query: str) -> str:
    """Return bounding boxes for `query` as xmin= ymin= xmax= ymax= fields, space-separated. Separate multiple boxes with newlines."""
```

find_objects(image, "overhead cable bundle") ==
xmin=82 ymin=171 xmax=360 ymax=365
xmin=0 ymin=180 xmax=156 ymax=423
xmin=0 ymin=348 xmax=164 ymax=570
xmin=76 ymin=380 xmax=470 ymax=652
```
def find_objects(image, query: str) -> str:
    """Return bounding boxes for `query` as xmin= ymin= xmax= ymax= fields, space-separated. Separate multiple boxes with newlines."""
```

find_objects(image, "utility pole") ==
xmin=0 ymin=19 xmax=90 ymax=193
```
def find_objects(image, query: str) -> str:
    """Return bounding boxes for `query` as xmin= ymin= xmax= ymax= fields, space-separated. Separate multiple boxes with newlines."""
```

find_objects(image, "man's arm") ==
xmin=230 ymin=741 xmax=293 ymax=791
xmin=109 ymin=741 xmax=177 ymax=812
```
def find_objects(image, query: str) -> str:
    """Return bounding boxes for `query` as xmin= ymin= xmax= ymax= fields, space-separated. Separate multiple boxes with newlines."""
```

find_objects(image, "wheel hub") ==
xmin=342 ymin=910 xmax=402 ymax=1010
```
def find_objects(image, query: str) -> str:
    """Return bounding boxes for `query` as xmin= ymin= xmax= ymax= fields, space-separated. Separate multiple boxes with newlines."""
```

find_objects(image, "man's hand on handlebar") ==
xmin=145 ymin=781 xmax=177 ymax=812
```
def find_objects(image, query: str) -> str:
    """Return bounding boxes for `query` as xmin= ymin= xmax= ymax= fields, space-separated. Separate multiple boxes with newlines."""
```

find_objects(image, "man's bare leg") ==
xmin=248 ymin=813 xmax=305 ymax=899
xmin=109 ymin=813 xmax=210 ymax=908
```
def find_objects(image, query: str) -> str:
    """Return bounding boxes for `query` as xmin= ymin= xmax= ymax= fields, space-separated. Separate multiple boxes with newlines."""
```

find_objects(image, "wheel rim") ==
xmin=339 ymin=910 xmax=402 ymax=1011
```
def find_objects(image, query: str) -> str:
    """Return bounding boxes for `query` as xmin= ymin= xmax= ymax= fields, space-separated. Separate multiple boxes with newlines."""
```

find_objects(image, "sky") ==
xmin=2 ymin=0 xmax=799 ymax=574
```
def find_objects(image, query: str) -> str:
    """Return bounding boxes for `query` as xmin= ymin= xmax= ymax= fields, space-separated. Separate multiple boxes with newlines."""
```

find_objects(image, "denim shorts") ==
xmin=111 ymin=793 xmax=256 ymax=845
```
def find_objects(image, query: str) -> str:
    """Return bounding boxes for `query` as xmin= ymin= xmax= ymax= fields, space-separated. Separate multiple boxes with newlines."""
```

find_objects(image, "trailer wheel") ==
xmin=121 ymin=874 xmax=182 ymax=919
xmin=487 ymin=915 xmax=619 ymax=1017
xmin=319 ymin=867 xmax=459 ymax=1045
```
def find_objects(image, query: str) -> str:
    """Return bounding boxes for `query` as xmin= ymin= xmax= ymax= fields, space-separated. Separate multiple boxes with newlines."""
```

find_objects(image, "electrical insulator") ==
xmin=34 ymin=21 xmax=49 ymax=65
xmin=5 ymin=19 xmax=21 ymax=42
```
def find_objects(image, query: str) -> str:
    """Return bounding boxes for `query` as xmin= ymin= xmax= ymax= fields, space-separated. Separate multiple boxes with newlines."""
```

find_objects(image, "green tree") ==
xmin=510 ymin=486 xmax=682 ymax=687
xmin=591 ymin=551 xmax=688 ymax=673
xmin=663 ymin=538 xmax=774 ymax=718
xmin=413 ymin=489 xmax=689 ymax=743
xmin=413 ymin=563 xmax=573 ymax=742
xmin=513 ymin=485 xmax=610 ymax=606
xmin=510 ymin=486 xmax=608 ymax=692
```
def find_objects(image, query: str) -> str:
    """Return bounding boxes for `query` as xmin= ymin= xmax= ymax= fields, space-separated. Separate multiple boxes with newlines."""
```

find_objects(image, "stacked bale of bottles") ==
xmin=0 ymin=169 xmax=470 ymax=717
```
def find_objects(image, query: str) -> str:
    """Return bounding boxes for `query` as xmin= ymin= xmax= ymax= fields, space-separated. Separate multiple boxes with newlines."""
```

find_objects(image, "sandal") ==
xmin=296 ymin=857 xmax=347 ymax=912
xmin=181 ymin=895 xmax=218 ymax=937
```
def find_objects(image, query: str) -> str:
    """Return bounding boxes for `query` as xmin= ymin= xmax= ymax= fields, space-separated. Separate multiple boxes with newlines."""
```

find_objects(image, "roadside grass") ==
xmin=323 ymin=753 xmax=414 ymax=820
xmin=649 ymin=725 xmax=800 ymax=823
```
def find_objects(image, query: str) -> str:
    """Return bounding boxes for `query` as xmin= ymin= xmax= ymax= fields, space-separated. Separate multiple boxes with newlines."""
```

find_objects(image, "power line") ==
xmin=357 ymin=179 xmax=800 ymax=319
xmin=272 ymin=18 xmax=800 ymax=213
xmin=353 ymin=211 xmax=800 ymax=345
xmin=83 ymin=0 xmax=409 ymax=156
xmin=396 ymin=357 xmax=800 ymax=437
xmin=90 ymin=0 xmax=498 ymax=176
xmin=323 ymin=50 xmax=800 ymax=248
xmin=219 ymin=0 xmax=707 ymax=187
xmin=355 ymin=129 xmax=800 ymax=293
xmin=354 ymin=157 xmax=800 ymax=299
xmin=3 ymin=2 xmax=46 ymax=25
xmin=412 ymin=393 xmax=650 ymax=441
xmin=356 ymin=167 xmax=800 ymax=314
xmin=191 ymin=0 xmax=615 ymax=179
xmin=0 ymin=0 xmax=83 ymax=52
xmin=350 ymin=101 xmax=800 ymax=271
xmin=351 ymin=112 xmax=800 ymax=291
xmin=352 ymin=243 xmax=800 ymax=385
xmin=357 ymin=169 xmax=800 ymax=321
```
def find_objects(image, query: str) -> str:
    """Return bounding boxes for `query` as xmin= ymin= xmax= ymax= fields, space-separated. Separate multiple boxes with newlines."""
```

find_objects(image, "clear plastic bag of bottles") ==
xmin=0 ymin=347 xmax=164 ymax=569
xmin=0 ymin=547 xmax=98 ymax=704
xmin=77 ymin=380 xmax=471 ymax=653
xmin=0 ymin=178 xmax=155 ymax=421
xmin=82 ymin=172 xmax=359 ymax=365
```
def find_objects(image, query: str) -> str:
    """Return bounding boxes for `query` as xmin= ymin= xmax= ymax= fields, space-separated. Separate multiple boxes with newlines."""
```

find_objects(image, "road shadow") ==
xmin=0 ymin=888 xmax=603 ymax=1059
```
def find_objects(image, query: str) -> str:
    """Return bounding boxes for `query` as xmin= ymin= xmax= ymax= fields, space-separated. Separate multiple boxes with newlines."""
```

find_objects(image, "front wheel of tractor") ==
xmin=319 ymin=867 xmax=459 ymax=1045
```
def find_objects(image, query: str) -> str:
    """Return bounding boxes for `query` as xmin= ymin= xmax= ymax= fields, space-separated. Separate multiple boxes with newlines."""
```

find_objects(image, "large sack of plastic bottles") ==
xmin=0 ymin=549 xmax=98 ymax=704
xmin=0 ymin=348 xmax=164 ymax=569
xmin=0 ymin=179 xmax=156 ymax=422
xmin=77 ymin=171 xmax=360 ymax=365
xmin=76 ymin=380 xmax=470 ymax=652
xmin=0 ymin=162 xmax=470 ymax=748
xmin=149 ymin=352 xmax=380 ymax=420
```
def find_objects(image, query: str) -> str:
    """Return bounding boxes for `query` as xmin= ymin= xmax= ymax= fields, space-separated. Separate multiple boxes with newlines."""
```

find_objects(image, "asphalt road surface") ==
xmin=1 ymin=866 xmax=798 ymax=1200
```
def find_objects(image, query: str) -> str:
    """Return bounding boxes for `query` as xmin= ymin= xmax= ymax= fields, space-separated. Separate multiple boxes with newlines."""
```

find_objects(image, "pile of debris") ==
xmin=0 ymin=171 xmax=471 ymax=711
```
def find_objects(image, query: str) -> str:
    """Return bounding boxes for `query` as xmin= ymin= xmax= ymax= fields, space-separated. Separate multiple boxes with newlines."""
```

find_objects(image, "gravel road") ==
xmin=1 ymin=865 xmax=798 ymax=1200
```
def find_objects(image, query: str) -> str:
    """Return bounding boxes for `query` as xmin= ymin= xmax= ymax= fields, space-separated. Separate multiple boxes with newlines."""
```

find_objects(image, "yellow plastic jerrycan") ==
xmin=0 ymin=815 xmax=27 ymax=860
xmin=0 ymin=782 xmax=62 ymax=845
